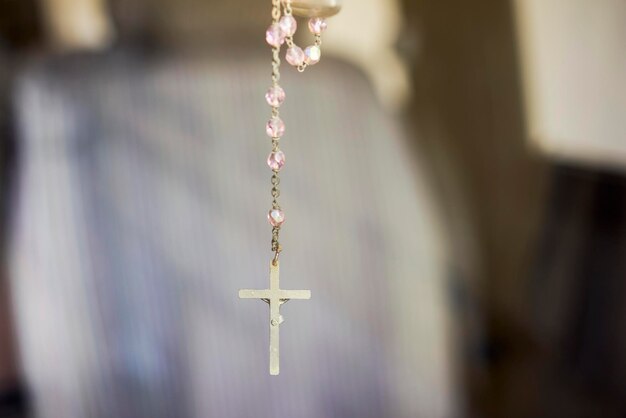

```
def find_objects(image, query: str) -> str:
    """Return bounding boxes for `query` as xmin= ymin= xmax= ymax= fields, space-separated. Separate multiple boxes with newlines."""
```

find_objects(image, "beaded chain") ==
xmin=264 ymin=0 xmax=330 ymax=265
xmin=237 ymin=0 xmax=337 ymax=376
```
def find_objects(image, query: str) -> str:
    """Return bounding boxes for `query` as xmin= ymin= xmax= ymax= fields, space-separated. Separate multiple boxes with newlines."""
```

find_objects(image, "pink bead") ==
xmin=286 ymin=46 xmax=305 ymax=66
xmin=268 ymin=209 xmax=285 ymax=227
xmin=266 ymin=23 xmax=285 ymax=48
xmin=304 ymin=45 xmax=321 ymax=65
xmin=279 ymin=15 xmax=298 ymax=37
xmin=308 ymin=18 xmax=328 ymax=34
xmin=265 ymin=85 xmax=286 ymax=107
xmin=267 ymin=150 xmax=286 ymax=171
xmin=266 ymin=117 xmax=286 ymax=138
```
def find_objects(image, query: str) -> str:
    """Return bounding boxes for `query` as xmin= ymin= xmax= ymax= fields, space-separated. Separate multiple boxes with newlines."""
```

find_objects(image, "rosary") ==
xmin=239 ymin=0 xmax=342 ymax=375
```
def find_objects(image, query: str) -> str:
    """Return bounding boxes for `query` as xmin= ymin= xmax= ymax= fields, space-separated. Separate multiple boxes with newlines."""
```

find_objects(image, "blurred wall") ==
xmin=515 ymin=0 xmax=626 ymax=172
xmin=403 ymin=1 xmax=549 ymax=417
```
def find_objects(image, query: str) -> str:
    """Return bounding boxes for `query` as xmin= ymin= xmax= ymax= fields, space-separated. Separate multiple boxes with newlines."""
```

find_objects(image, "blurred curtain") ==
xmin=8 ymin=50 xmax=458 ymax=417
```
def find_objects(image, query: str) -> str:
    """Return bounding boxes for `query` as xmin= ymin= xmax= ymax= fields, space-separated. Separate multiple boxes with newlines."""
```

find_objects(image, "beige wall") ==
xmin=515 ymin=0 xmax=626 ymax=172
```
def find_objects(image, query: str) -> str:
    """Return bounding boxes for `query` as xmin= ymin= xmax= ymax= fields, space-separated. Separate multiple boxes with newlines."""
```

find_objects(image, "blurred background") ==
xmin=0 ymin=0 xmax=624 ymax=417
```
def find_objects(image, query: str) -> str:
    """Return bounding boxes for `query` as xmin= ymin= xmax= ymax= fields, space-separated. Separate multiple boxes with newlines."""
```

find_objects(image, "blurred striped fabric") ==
xmin=9 ymin=50 xmax=458 ymax=417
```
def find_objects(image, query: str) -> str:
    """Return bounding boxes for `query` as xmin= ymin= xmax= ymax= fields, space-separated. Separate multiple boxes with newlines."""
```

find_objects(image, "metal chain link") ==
xmin=270 ymin=0 xmax=283 ymax=263
xmin=271 ymin=0 xmax=281 ymax=21
xmin=268 ymin=0 xmax=327 ymax=263
xmin=284 ymin=1 xmax=295 ymax=48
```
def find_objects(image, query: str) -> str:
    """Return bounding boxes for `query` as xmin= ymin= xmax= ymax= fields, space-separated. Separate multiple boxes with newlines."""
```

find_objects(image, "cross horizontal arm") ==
xmin=278 ymin=290 xmax=311 ymax=300
xmin=239 ymin=289 xmax=272 ymax=299
xmin=239 ymin=289 xmax=311 ymax=300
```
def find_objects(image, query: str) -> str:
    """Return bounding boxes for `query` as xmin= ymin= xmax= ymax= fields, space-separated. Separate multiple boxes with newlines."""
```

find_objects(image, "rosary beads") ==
xmin=264 ymin=0 xmax=331 ymax=257
xmin=239 ymin=0 xmax=341 ymax=375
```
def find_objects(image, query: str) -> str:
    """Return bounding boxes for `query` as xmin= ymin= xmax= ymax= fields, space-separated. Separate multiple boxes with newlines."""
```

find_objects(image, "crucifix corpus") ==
xmin=239 ymin=261 xmax=311 ymax=375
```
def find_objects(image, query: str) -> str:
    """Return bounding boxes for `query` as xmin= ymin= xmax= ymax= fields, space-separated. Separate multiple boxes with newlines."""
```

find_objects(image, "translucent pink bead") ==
xmin=265 ymin=85 xmax=286 ymax=107
xmin=286 ymin=46 xmax=305 ymax=66
xmin=266 ymin=23 xmax=285 ymax=48
xmin=304 ymin=45 xmax=321 ymax=65
xmin=268 ymin=209 xmax=285 ymax=227
xmin=267 ymin=150 xmax=286 ymax=171
xmin=279 ymin=15 xmax=298 ymax=37
xmin=266 ymin=117 xmax=286 ymax=138
xmin=308 ymin=18 xmax=328 ymax=34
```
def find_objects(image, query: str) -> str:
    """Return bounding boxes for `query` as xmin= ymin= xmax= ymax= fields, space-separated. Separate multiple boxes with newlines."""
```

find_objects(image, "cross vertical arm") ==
xmin=238 ymin=261 xmax=311 ymax=375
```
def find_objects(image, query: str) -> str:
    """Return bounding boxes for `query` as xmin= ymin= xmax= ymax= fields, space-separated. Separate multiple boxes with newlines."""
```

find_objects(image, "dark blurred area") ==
xmin=0 ymin=0 xmax=624 ymax=417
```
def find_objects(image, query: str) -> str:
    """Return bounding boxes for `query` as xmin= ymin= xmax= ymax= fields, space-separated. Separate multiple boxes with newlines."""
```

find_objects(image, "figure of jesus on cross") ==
xmin=239 ymin=261 xmax=311 ymax=375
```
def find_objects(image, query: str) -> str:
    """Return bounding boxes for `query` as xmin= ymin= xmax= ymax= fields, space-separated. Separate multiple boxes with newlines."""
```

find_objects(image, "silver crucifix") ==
xmin=239 ymin=261 xmax=311 ymax=375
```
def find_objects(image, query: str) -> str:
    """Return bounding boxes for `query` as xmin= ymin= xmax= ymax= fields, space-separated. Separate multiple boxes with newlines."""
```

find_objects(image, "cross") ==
xmin=239 ymin=261 xmax=311 ymax=375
